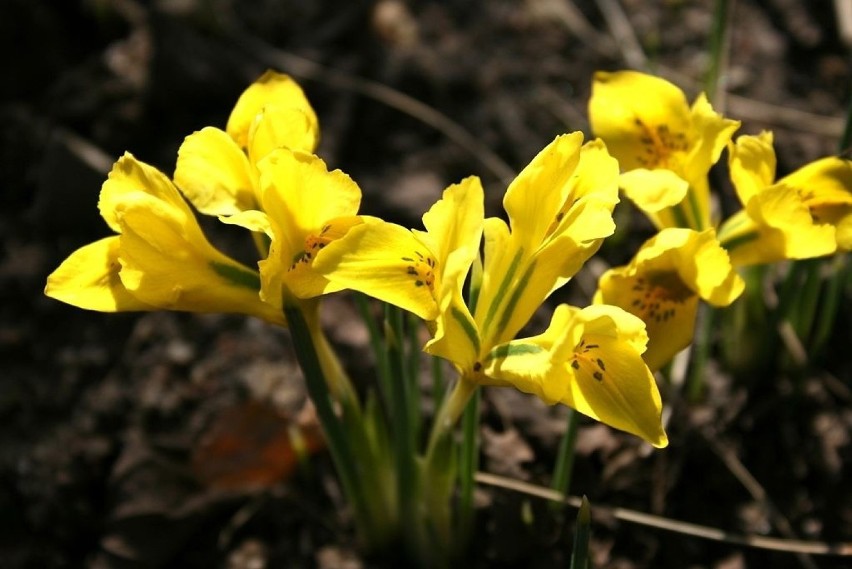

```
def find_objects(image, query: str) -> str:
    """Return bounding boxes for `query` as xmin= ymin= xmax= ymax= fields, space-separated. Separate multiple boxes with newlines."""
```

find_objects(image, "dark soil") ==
xmin=1 ymin=1 xmax=850 ymax=567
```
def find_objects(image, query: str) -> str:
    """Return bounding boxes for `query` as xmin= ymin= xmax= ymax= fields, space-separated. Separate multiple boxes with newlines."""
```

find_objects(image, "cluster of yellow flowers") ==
xmin=45 ymin=70 xmax=852 ymax=449
xmin=590 ymin=71 xmax=851 ymax=372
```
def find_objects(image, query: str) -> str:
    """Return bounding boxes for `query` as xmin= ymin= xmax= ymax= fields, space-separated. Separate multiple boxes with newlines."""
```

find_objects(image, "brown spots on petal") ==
xmin=629 ymin=271 xmax=694 ymax=324
xmin=634 ymin=118 xmax=690 ymax=169
xmin=290 ymin=224 xmax=334 ymax=271
xmin=570 ymin=339 xmax=608 ymax=382
xmin=402 ymin=250 xmax=437 ymax=291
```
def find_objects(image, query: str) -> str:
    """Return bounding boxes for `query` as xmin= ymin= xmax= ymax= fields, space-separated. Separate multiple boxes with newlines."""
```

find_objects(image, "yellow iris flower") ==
xmin=45 ymin=153 xmax=284 ymax=324
xmin=594 ymin=228 xmax=744 ymax=371
xmin=589 ymin=70 xmax=740 ymax=231
xmin=174 ymin=70 xmax=319 ymax=218
xmin=220 ymin=147 xmax=364 ymax=310
xmin=315 ymin=134 xmax=668 ymax=447
xmin=717 ymin=132 xmax=840 ymax=266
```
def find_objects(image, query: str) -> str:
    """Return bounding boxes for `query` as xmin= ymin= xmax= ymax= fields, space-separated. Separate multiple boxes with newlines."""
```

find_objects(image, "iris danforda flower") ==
xmin=589 ymin=70 xmax=740 ymax=231
xmin=717 ymin=131 xmax=841 ymax=266
xmin=315 ymin=133 xmax=668 ymax=447
xmin=220 ymin=147 xmax=363 ymax=309
xmin=594 ymin=228 xmax=744 ymax=371
xmin=45 ymin=153 xmax=284 ymax=324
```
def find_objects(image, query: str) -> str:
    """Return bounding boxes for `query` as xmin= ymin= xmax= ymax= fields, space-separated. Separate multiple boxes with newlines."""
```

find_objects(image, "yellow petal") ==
xmin=416 ymin=176 xmax=484 ymax=296
xmin=619 ymin=168 xmax=689 ymax=230
xmin=589 ymin=70 xmax=691 ymax=172
xmin=595 ymin=266 xmax=697 ymax=372
xmin=686 ymin=93 xmax=741 ymax=184
xmin=257 ymin=148 xmax=361 ymax=245
xmin=115 ymin=195 xmax=284 ymax=324
xmin=174 ymin=127 xmax=257 ymax=216
xmin=314 ymin=219 xmax=440 ymax=320
xmin=247 ymin=106 xmax=319 ymax=165
xmin=219 ymin=209 xmax=273 ymax=236
xmin=503 ymin=133 xmax=583 ymax=251
xmin=728 ymin=132 xmax=777 ymax=206
xmin=484 ymin=304 xmax=667 ymax=447
xmin=780 ymin=156 xmax=852 ymax=250
xmin=255 ymin=148 xmax=362 ymax=300
xmin=594 ymin=228 xmax=743 ymax=370
xmin=424 ymin=258 xmax=480 ymax=371
xmin=282 ymin=215 xmax=364 ymax=300
xmin=720 ymin=186 xmax=837 ymax=266
xmin=226 ymin=70 xmax=319 ymax=151
xmin=560 ymin=306 xmax=667 ymax=447
xmin=477 ymin=140 xmax=619 ymax=346
xmin=44 ymin=236 xmax=155 ymax=312
xmin=99 ymin=152 xmax=191 ymax=233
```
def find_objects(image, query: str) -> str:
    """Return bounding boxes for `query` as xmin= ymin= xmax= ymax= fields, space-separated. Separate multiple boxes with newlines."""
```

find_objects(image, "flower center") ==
xmin=570 ymin=339 xmax=607 ymax=382
xmin=630 ymin=270 xmax=693 ymax=323
xmin=290 ymin=224 xmax=334 ymax=270
xmin=402 ymin=250 xmax=437 ymax=291
xmin=634 ymin=119 xmax=689 ymax=169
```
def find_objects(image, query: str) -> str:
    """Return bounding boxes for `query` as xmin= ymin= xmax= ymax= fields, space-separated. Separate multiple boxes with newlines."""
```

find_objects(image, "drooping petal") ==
xmin=115 ymin=195 xmax=284 ymax=324
xmin=226 ymin=70 xmax=319 ymax=151
xmin=719 ymin=186 xmax=836 ymax=266
xmin=99 ymin=152 xmax=191 ymax=233
xmin=44 ymin=236 xmax=155 ymax=312
xmin=779 ymin=156 xmax=852 ymax=250
xmin=619 ymin=169 xmax=689 ymax=226
xmin=174 ymin=127 xmax=257 ymax=216
xmin=728 ymin=132 xmax=777 ymax=207
xmin=314 ymin=218 xmax=441 ymax=320
xmin=594 ymin=228 xmax=744 ymax=370
xmin=595 ymin=266 xmax=698 ymax=372
xmin=484 ymin=304 xmax=667 ymax=448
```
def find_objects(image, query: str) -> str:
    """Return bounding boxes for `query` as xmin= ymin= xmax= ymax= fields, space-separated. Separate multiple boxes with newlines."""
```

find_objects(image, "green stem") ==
xmin=283 ymin=302 xmax=378 ymax=545
xmin=687 ymin=303 xmax=715 ymax=402
xmin=811 ymin=254 xmax=848 ymax=359
xmin=458 ymin=387 xmax=481 ymax=536
xmin=550 ymin=408 xmax=580 ymax=511
xmin=384 ymin=305 xmax=417 ymax=547
xmin=426 ymin=374 xmax=478 ymax=461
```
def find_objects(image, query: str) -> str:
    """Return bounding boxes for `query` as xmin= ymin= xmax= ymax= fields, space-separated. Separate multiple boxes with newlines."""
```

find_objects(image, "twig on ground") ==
xmin=475 ymin=471 xmax=852 ymax=557
xmin=698 ymin=428 xmax=819 ymax=569
xmin=593 ymin=0 xmax=648 ymax=69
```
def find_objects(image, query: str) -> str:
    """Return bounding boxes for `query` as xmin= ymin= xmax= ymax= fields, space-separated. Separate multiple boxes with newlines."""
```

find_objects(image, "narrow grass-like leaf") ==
xmin=569 ymin=496 xmax=592 ymax=569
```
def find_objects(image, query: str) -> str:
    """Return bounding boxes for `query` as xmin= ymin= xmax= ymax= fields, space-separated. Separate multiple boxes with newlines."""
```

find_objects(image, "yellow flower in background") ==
xmin=221 ymin=147 xmax=363 ymax=310
xmin=174 ymin=70 xmax=319 ymax=218
xmin=778 ymin=155 xmax=852 ymax=251
xmin=315 ymin=134 xmax=667 ymax=446
xmin=717 ymin=132 xmax=838 ymax=266
xmin=45 ymin=153 xmax=284 ymax=325
xmin=589 ymin=70 xmax=740 ymax=231
xmin=594 ymin=228 xmax=744 ymax=371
